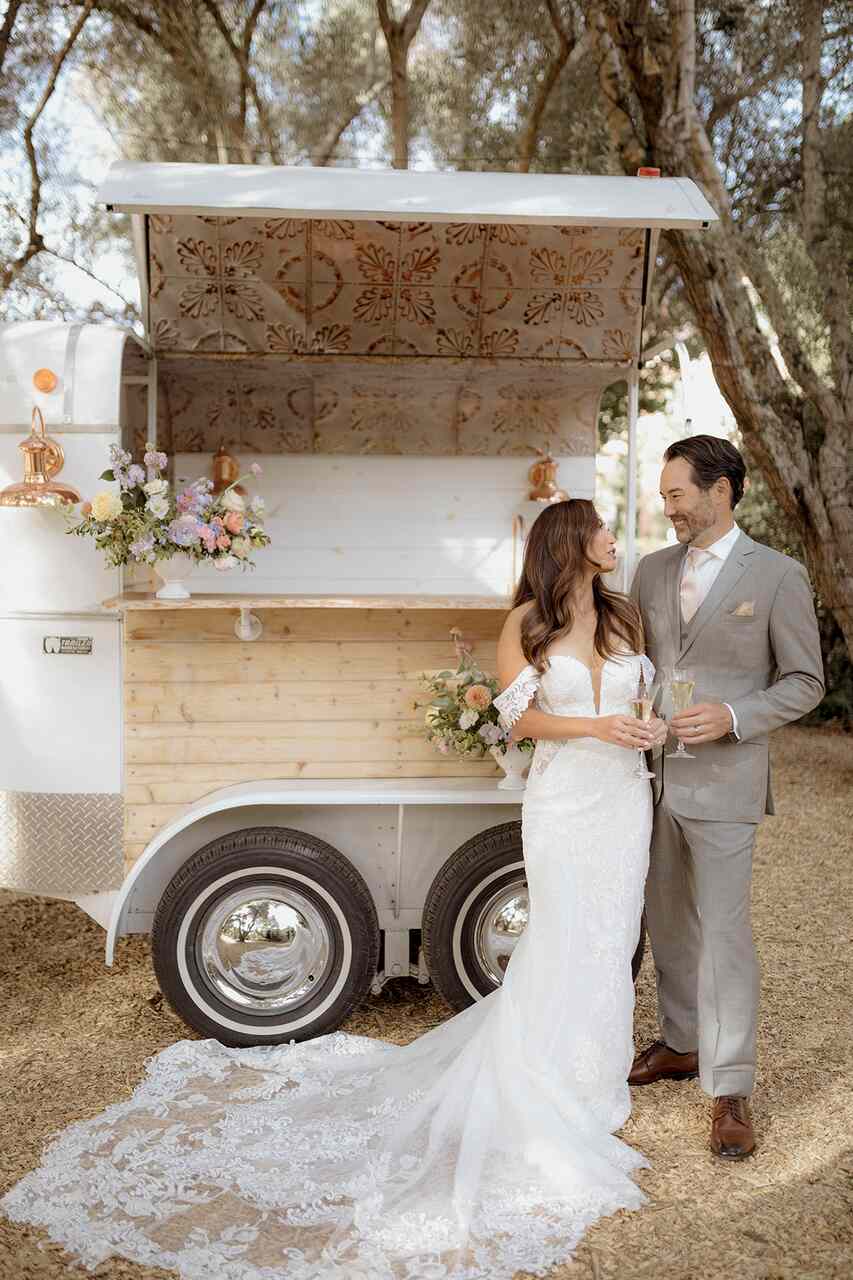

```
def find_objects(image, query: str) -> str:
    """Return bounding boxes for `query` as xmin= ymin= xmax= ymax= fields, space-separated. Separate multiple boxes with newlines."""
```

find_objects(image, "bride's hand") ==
xmin=594 ymin=715 xmax=655 ymax=749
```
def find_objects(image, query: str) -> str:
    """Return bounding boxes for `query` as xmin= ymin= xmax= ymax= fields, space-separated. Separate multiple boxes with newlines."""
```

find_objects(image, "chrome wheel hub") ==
xmin=472 ymin=879 xmax=528 ymax=986
xmin=197 ymin=882 xmax=333 ymax=1013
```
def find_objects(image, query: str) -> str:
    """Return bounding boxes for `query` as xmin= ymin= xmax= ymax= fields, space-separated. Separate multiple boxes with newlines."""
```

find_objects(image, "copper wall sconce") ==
xmin=526 ymin=446 xmax=569 ymax=504
xmin=211 ymin=441 xmax=246 ymax=496
xmin=0 ymin=407 xmax=81 ymax=508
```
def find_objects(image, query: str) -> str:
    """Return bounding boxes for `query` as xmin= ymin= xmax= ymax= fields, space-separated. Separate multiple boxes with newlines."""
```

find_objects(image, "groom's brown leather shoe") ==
xmin=628 ymin=1039 xmax=699 ymax=1086
xmin=710 ymin=1096 xmax=756 ymax=1160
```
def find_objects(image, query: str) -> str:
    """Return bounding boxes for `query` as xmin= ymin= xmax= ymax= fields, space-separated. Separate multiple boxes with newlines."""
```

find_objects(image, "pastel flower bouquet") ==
xmin=419 ymin=629 xmax=535 ymax=765
xmin=63 ymin=441 xmax=271 ymax=573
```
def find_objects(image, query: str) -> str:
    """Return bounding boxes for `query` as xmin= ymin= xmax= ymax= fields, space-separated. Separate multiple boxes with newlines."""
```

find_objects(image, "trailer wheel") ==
xmin=151 ymin=826 xmax=379 ymax=1046
xmin=422 ymin=821 xmax=646 ymax=1011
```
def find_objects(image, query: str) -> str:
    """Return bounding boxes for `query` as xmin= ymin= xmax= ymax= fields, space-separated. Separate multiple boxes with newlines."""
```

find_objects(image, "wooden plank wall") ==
xmin=122 ymin=607 xmax=505 ymax=867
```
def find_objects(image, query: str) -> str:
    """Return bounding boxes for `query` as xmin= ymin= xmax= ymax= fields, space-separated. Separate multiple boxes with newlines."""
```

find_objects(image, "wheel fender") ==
xmin=106 ymin=790 xmax=343 ymax=964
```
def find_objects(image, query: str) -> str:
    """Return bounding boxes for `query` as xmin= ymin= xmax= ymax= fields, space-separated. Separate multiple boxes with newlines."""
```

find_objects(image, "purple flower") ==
xmin=129 ymin=533 xmax=155 ymax=559
xmin=167 ymin=514 xmax=202 ymax=547
xmin=478 ymin=722 xmax=503 ymax=746
xmin=143 ymin=448 xmax=169 ymax=474
xmin=127 ymin=464 xmax=146 ymax=486
xmin=249 ymin=462 xmax=262 ymax=476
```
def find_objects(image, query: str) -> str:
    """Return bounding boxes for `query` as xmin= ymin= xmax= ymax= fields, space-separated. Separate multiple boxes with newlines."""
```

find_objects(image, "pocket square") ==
xmin=731 ymin=600 xmax=755 ymax=617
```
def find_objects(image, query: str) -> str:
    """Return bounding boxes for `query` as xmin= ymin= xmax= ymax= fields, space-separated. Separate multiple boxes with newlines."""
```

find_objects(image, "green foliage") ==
xmin=419 ymin=645 xmax=535 ymax=761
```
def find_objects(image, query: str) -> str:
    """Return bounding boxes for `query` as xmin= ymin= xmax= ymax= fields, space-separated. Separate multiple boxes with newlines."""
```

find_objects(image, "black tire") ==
xmin=151 ymin=826 xmax=380 ymax=1046
xmin=422 ymin=821 xmax=646 ymax=1011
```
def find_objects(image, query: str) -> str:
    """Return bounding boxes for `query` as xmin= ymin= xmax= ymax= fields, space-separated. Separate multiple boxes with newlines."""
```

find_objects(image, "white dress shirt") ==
xmin=679 ymin=522 xmax=742 ymax=739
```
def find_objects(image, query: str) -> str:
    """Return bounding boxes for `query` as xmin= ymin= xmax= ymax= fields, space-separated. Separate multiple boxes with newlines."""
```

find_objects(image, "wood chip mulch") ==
xmin=1 ymin=725 xmax=851 ymax=1279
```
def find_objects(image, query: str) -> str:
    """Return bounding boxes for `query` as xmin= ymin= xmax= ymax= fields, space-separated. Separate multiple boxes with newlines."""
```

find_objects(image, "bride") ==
xmin=2 ymin=499 xmax=668 ymax=1280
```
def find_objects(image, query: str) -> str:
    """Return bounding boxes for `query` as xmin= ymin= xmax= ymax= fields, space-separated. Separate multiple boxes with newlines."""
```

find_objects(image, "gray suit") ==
xmin=630 ymin=530 xmax=824 ymax=1096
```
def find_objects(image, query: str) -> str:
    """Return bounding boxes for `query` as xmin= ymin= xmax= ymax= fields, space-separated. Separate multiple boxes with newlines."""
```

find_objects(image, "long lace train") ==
xmin=2 ymin=651 xmax=653 ymax=1279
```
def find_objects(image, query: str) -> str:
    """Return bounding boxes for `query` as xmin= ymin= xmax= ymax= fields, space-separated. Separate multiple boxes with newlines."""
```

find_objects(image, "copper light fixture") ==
xmin=211 ymin=440 xmax=246 ymax=496
xmin=527 ymin=446 xmax=569 ymax=504
xmin=0 ymin=407 xmax=81 ymax=508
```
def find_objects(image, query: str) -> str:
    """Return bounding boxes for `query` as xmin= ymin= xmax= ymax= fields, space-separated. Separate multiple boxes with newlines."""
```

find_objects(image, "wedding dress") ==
xmin=2 ymin=651 xmax=654 ymax=1280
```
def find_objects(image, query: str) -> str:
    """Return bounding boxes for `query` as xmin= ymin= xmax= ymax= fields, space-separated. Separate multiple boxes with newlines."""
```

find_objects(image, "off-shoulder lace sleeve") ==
xmin=493 ymin=663 xmax=541 ymax=730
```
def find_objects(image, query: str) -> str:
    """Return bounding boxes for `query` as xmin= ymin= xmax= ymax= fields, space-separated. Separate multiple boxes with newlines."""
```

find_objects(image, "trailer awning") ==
xmin=95 ymin=161 xmax=718 ymax=457
xmin=97 ymin=162 xmax=718 ymax=229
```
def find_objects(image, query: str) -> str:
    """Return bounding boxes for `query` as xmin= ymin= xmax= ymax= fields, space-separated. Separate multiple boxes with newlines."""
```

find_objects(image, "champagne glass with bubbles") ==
xmin=630 ymin=673 xmax=656 ymax=780
xmin=666 ymin=667 xmax=696 ymax=760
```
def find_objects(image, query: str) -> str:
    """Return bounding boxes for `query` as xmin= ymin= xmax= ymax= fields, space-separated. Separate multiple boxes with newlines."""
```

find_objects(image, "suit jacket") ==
xmin=630 ymin=530 xmax=825 ymax=823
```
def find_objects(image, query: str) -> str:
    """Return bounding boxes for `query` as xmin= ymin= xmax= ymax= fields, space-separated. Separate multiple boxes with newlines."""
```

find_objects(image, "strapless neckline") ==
xmin=543 ymin=652 xmax=611 ymax=715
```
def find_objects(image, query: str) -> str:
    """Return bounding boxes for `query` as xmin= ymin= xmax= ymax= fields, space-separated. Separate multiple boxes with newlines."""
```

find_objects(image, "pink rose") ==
xmin=464 ymin=684 xmax=492 ymax=710
xmin=223 ymin=511 xmax=244 ymax=534
xmin=216 ymin=533 xmax=231 ymax=550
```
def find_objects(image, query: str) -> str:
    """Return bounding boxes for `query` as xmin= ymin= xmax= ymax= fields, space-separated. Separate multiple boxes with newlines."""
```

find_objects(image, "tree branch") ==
xmin=314 ymin=77 xmax=390 ymax=167
xmin=587 ymin=9 xmax=645 ymax=170
xmin=1 ymin=0 xmax=96 ymax=297
xmin=44 ymin=246 xmax=138 ymax=312
xmin=376 ymin=0 xmax=431 ymax=168
xmin=0 ymin=0 xmax=24 ymax=78
xmin=197 ymin=0 xmax=281 ymax=162
xmin=801 ymin=1 xmax=850 ymax=419
xmin=516 ymin=0 xmax=578 ymax=173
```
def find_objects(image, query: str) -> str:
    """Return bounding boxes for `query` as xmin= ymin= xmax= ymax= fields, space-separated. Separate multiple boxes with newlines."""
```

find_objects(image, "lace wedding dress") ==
xmin=2 ymin=651 xmax=654 ymax=1280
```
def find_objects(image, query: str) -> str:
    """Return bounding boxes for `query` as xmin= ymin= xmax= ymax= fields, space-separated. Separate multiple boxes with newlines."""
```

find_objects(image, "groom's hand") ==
xmin=671 ymin=702 xmax=734 ymax=745
xmin=647 ymin=714 xmax=669 ymax=748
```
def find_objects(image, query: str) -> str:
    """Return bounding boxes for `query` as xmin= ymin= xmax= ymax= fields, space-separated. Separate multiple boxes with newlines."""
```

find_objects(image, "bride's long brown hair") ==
xmin=511 ymin=499 xmax=644 ymax=673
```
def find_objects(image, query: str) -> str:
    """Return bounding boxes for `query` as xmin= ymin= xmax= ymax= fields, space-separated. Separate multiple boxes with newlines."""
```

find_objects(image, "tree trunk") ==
xmin=590 ymin=1 xmax=853 ymax=660
xmin=376 ymin=0 xmax=431 ymax=169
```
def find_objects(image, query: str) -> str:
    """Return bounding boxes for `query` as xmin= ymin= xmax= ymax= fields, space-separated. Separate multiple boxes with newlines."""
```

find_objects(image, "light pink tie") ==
xmin=680 ymin=547 xmax=712 ymax=624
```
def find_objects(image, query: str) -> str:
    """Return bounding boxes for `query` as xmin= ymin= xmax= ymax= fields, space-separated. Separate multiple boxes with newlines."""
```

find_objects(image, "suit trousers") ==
xmin=645 ymin=799 xmax=760 ymax=1097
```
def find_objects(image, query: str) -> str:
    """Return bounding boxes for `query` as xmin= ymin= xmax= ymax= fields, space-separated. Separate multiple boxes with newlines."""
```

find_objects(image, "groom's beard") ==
xmin=672 ymin=503 xmax=716 ymax=543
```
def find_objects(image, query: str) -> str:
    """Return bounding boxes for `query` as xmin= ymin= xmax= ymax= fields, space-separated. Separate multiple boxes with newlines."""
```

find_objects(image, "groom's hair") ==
xmin=663 ymin=435 xmax=746 ymax=508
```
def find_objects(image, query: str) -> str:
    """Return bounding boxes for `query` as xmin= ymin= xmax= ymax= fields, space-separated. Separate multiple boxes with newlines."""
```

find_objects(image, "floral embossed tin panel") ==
xmin=148 ymin=215 xmax=642 ymax=454
xmin=155 ymin=356 xmax=612 ymax=458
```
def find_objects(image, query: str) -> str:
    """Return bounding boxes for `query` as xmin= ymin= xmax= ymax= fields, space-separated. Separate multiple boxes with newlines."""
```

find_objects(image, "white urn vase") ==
xmin=490 ymin=742 xmax=530 ymax=790
xmin=154 ymin=552 xmax=196 ymax=600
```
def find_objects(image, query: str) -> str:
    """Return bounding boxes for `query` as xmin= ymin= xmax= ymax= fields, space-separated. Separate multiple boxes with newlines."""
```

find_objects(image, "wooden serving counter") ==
xmin=103 ymin=591 xmax=511 ymax=867
xmin=103 ymin=592 xmax=510 ymax=611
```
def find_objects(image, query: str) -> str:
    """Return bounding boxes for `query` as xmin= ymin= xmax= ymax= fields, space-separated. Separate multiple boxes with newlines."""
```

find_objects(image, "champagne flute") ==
xmin=630 ymin=678 xmax=655 ymax=780
xmin=666 ymin=667 xmax=696 ymax=759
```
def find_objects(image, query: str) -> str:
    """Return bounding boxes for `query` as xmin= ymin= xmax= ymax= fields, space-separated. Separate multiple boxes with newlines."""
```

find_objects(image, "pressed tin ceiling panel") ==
xmin=146 ymin=215 xmax=643 ymax=455
xmin=153 ymin=357 xmax=608 ymax=457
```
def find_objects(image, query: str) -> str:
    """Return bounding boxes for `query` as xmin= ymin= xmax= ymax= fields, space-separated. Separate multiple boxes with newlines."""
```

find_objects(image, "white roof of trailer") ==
xmin=97 ymin=161 xmax=718 ymax=229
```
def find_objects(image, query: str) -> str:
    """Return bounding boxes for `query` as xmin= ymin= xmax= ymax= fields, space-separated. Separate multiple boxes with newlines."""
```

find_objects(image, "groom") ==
xmin=629 ymin=435 xmax=824 ymax=1159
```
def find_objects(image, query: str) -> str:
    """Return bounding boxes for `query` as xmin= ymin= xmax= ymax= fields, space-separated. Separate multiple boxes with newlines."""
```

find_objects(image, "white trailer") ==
xmin=0 ymin=164 xmax=717 ymax=1043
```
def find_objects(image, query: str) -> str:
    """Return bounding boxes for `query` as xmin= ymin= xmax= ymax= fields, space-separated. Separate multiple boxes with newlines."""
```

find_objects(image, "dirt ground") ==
xmin=1 ymin=724 xmax=852 ymax=1280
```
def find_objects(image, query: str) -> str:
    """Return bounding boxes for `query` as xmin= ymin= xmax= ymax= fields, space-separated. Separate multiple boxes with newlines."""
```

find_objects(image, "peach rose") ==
xmin=464 ymin=684 xmax=492 ymax=711
xmin=223 ymin=511 xmax=244 ymax=534
xmin=216 ymin=533 xmax=231 ymax=550
xmin=81 ymin=500 xmax=92 ymax=515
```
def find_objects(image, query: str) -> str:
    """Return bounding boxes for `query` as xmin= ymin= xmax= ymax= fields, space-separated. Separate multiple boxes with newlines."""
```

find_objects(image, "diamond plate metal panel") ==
xmin=0 ymin=791 xmax=123 ymax=896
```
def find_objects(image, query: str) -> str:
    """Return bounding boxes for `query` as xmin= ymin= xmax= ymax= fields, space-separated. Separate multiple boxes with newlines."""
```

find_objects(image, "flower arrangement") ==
xmin=419 ymin=629 xmax=535 ymax=760
xmin=63 ymin=441 xmax=271 ymax=571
